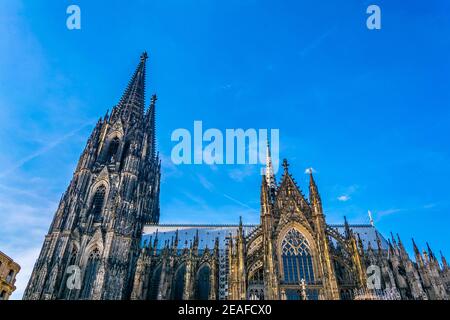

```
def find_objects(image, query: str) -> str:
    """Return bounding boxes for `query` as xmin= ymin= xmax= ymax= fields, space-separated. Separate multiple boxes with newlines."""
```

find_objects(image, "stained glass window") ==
xmin=148 ymin=265 xmax=162 ymax=300
xmin=172 ymin=264 xmax=186 ymax=300
xmin=281 ymin=228 xmax=315 ymax=284
xmin=195 ymin=264 xmax=211 ymax=300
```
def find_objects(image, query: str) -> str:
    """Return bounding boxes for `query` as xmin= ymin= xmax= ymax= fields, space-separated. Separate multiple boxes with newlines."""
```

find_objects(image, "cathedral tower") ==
xmin=23 ymin=53 xmax=161 ymax=300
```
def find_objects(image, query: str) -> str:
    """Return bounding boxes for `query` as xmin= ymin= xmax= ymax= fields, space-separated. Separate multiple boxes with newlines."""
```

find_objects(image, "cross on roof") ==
xmin=282 ymin=159 xmax=289 ymax=172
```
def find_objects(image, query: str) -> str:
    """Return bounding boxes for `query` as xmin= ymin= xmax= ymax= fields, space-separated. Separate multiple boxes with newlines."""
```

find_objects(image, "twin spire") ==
xmin=115 ymin=52 xmax=150 ymax=122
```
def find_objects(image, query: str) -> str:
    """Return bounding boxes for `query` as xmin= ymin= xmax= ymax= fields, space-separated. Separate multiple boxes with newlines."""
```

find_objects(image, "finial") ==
xmin=282 ymin=159 xmax=289 ymax=173
xmin=426 ymin=242 xmax=435 ymax=260
xmin=308 ymin=168 xmax=315 ymax=185
xmin=390 ymin=232 xmax=397 ymax=245
xmin=440 ymin=251 xmax=448 ymax=268
xmin=344 ymin=216 xmax=351 ymax=239
xmin=368 ymin=210 xmax=374 ymax=227
xmin=140 ymin=51 xmax=148 ymax=62
xmin=412 ymin=238 xmax=420 ymax=254
xmin=375 ymin=231 xmax=382 ymax=252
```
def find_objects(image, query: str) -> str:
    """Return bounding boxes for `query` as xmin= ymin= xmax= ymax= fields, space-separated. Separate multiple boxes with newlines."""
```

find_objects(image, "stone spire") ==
xmin=114 ymin=52 xmax=148 ymax=123
xmin=412 ymin=238 xmax=420 ymax=256
xmin=426 ymin=242 xmax=436 ymax=261
xmin=23 ymin=52 xmax=161 ymax=300
xmin=309 ymin=168 xmax=321 ymax=207
xmin=397 ymin=234 xmax=408 ymax=259
xmin=344 ymin=216 xmax=352 ymax=240
xmin=440 ymin=251 xmax=448 ymax=269
xmin=282 ymin=159 xmax=289 ymax=175
xmin=145 ymin=94 xmax=157 ymax=159
xmin=368 ymin=210 xmax=374 ymax=227
xmin=265 ymin=139 xmax=276 ymax=190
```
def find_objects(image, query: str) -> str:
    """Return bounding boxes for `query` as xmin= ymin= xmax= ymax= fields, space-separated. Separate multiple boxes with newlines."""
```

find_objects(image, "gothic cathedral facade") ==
xmin=24 ymin=54 xmax=450 ymax=300
xmin=23 ymin=53 xmax=160 ymax=300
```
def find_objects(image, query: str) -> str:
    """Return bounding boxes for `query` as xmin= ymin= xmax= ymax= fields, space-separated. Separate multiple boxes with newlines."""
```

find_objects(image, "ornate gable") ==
xmin=274 ymin=165 xmax=313 ymax=231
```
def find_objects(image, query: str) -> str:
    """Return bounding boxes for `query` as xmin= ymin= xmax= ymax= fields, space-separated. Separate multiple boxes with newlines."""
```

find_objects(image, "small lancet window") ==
xmin=90 ymin=185 xmax=106 ymax=222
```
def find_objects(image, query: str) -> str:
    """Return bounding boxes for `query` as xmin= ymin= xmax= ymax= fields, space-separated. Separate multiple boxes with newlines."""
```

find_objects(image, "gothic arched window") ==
xmin=106 ymin=137 xmax=120 ymax=162
xmin=195 ymin=264 xmax=211 ymax=300
xmin=90 ymin=185 xmax=106 ymax=222
xmin=80 ymin=248 xmax=101 ymax=299
xmin=148 ymin=265 xmax=162 ymax=300
xmin=281 ymin=228 xmax=315 ymax=285
xmin=172 ymin=264 xmax=186 ymax=300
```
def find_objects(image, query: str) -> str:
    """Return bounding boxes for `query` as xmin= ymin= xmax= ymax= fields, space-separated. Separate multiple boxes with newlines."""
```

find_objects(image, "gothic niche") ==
xmin=105 ymin=137 xmax=120 ymax=163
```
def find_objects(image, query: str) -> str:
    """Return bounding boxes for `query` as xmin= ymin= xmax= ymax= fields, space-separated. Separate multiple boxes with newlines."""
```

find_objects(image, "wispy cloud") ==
xmin=222 ymin=193 xmax=258 ymax=212
xmin=161 ymin=198 xmax=259 ymax=225
xmin=331 ymin=184 xmax=360 ymax=203
xmin=7 ymin=247 xmax=42 ymax=300
xmin=0 ymin=121 xmax=94 ymax=178
xmin=373 ymin=203 xmax=443 ymax=222
xmin=159 ymin=152 xmax=183 ymax=181
xmin=0 ymin=185 xmax=57 ymax=300
xmin=228 ymin=166 xmax=255 ymax=182
xmin=298 ymin=26 xmax=336 ymax=57
xmin=304 ymin=167 xmax=317 ymax=174
xmin=373 ymin=208 xmax=405 ymax=222
xmin=338 ymin=195 xmax=350 ymax=202
xmin=197 ymin=174 xmax=215 ymax=192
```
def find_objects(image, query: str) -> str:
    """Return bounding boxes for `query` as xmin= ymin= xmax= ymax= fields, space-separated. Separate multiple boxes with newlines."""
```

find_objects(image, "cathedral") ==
xmin=23 ymin=53 xmax=450 ymax=300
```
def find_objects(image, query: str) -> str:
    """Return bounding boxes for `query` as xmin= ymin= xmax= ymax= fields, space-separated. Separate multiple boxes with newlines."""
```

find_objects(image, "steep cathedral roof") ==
xmin=141 ymin=223 xmax=389 ymax=251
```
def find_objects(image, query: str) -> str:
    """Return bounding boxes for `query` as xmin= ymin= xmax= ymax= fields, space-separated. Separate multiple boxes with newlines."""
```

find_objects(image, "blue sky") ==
xmin=1 ymin=0 xmax=449 ymax=299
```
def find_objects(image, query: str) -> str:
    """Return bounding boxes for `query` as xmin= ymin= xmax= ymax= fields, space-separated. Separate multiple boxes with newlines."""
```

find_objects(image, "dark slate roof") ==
xmin=329 ymin=225 xmax=389 ymax=250
xmin=142 ymin=224 xmax=257 ymax=251
xmin=141 ymin=223 xmax=389 ymax=251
